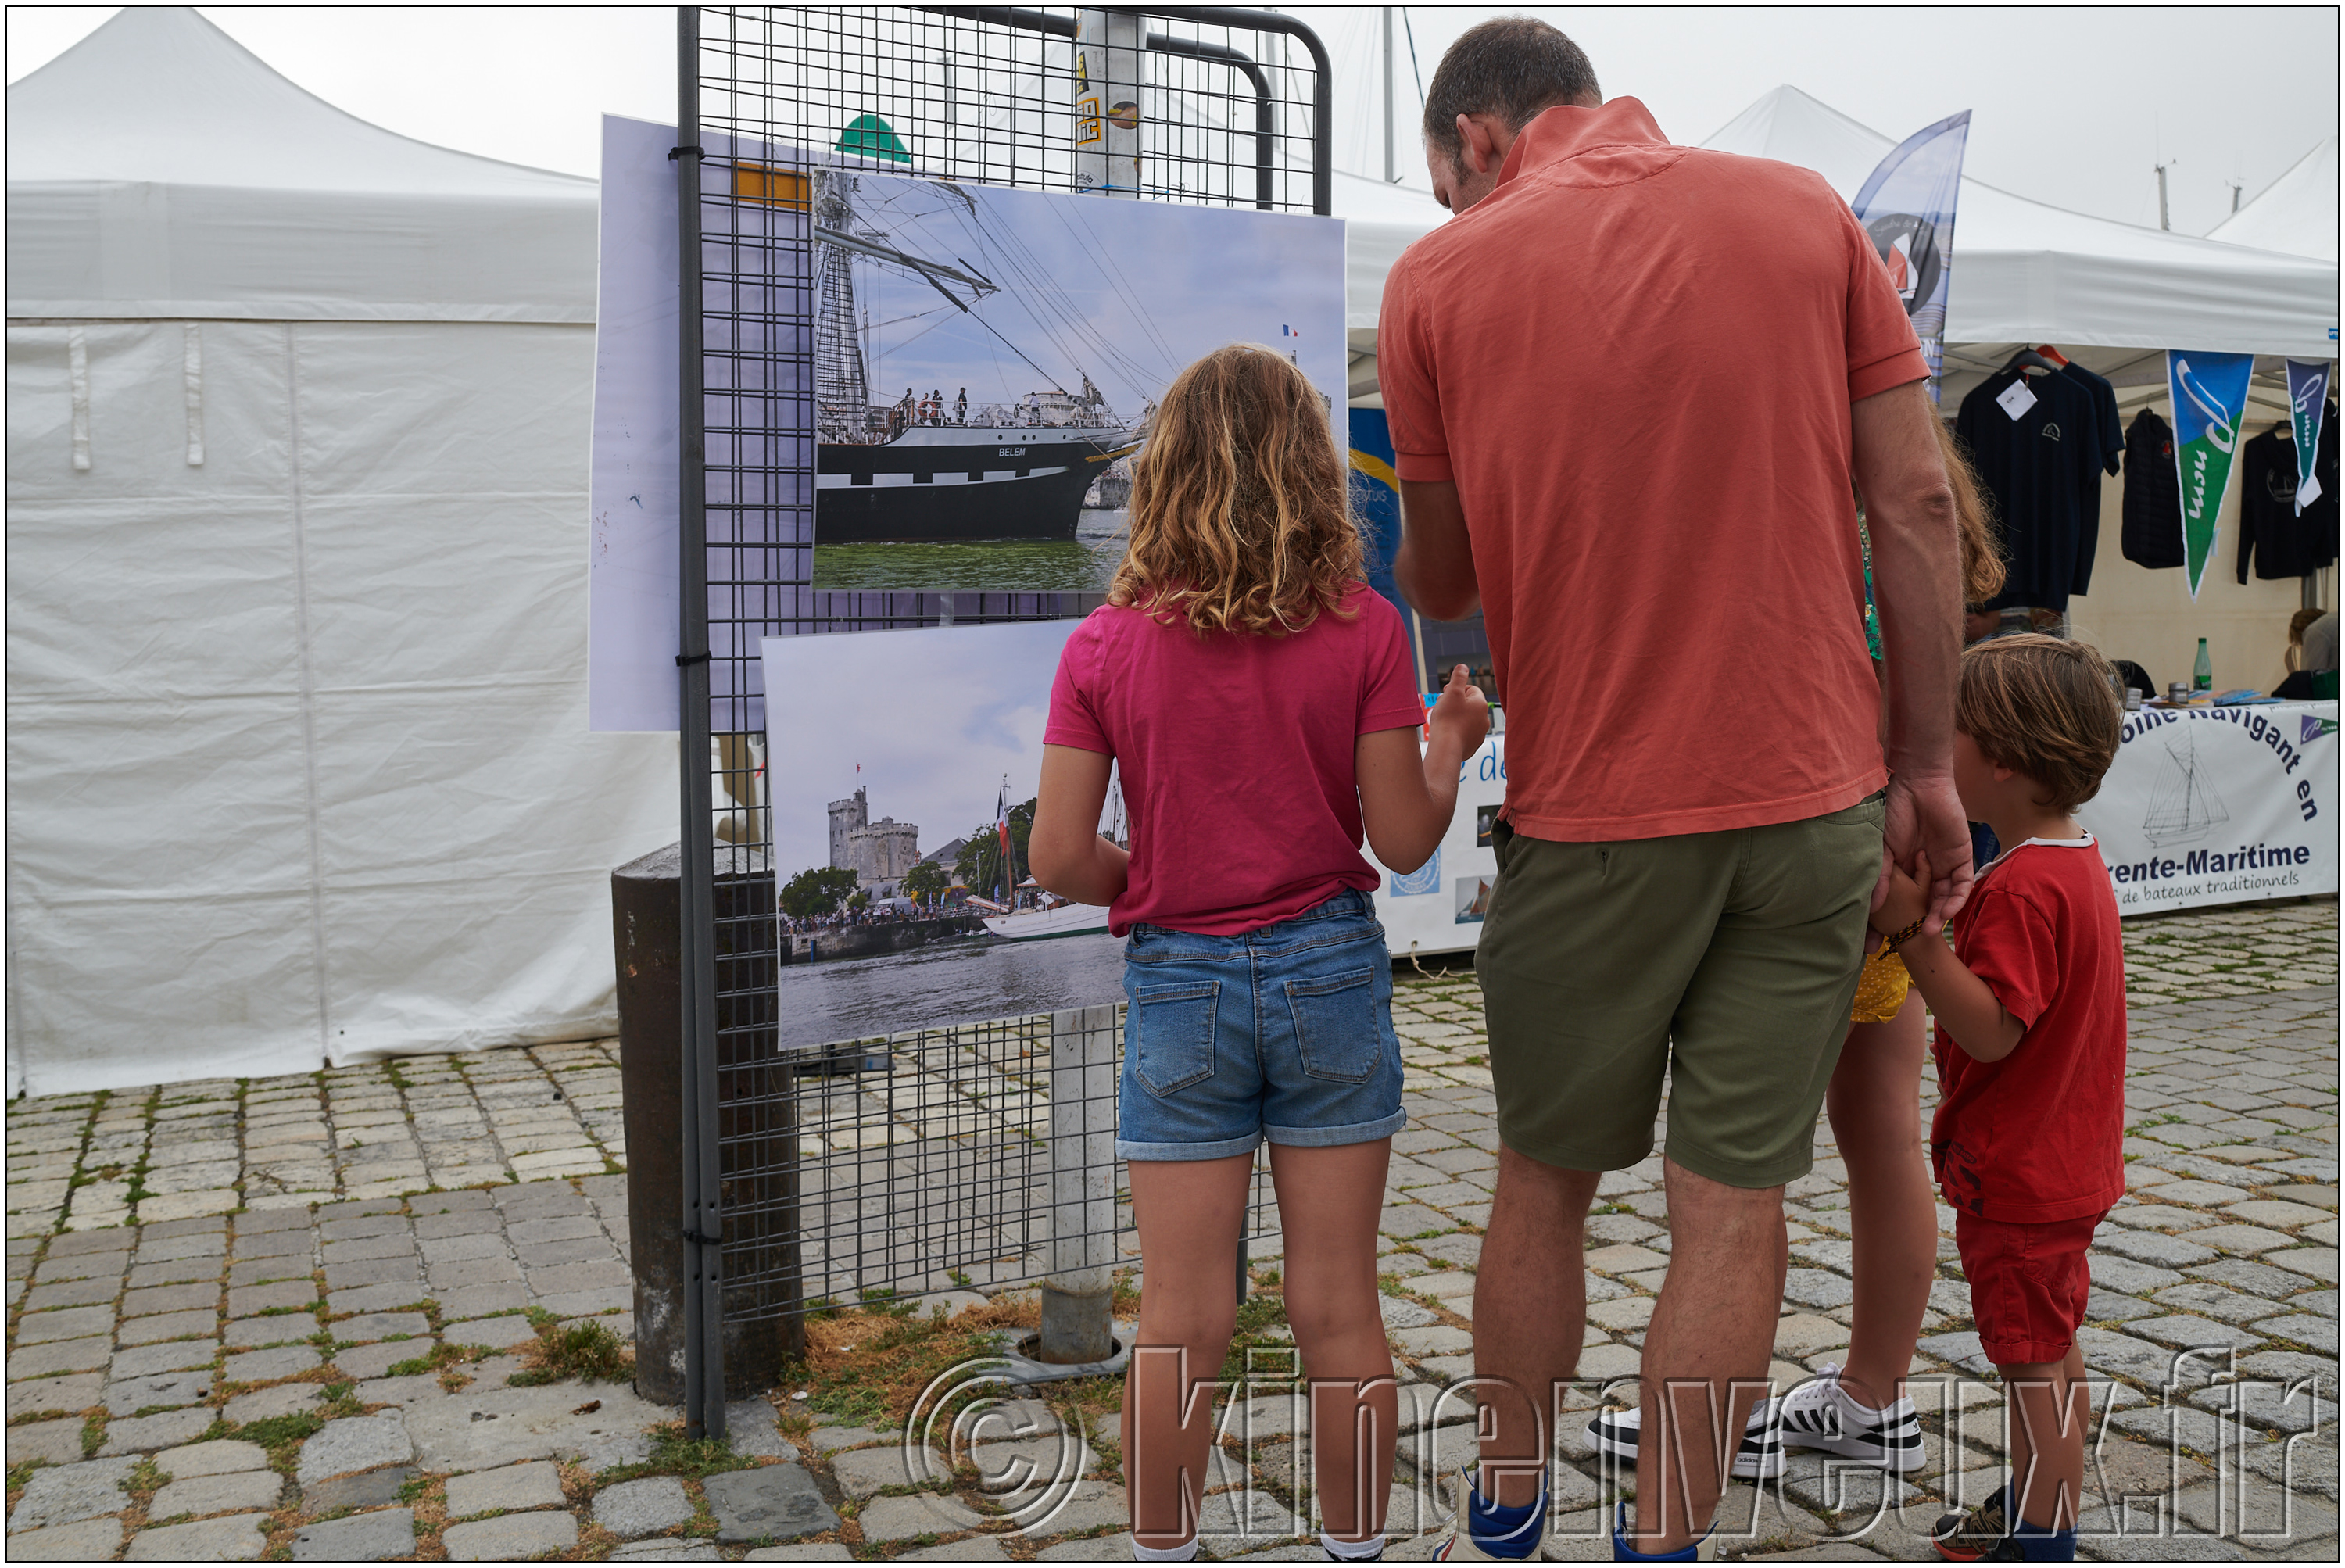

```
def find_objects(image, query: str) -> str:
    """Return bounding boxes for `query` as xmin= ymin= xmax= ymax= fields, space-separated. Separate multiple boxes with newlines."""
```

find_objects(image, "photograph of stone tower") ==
xmin=761 ymin=622 xmax=1129 ymax=1051
xmin=825 ymin=786 xmax=925 ymax=899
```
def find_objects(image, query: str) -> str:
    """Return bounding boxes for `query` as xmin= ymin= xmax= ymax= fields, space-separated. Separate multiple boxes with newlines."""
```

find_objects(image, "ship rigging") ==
xmin=813 ymin=170 xmax=1148 ymax=544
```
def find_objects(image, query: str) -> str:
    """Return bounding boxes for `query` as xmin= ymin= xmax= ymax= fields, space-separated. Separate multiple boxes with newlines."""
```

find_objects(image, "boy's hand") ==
xmin=1870 ymin=849 xmax=1930 ymax=941
xmin=1427 ymin=664 xmax=1490 ymax=755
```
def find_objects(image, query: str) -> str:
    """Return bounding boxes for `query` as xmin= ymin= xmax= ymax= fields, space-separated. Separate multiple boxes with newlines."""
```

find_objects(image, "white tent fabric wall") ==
xmin=5 ymin=10 xmax=674 ymax=1097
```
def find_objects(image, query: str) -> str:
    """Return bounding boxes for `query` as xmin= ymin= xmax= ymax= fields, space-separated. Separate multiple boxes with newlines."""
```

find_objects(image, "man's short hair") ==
xmin=1957 ymin=634 xmax=2123 ymax=813
xmin=1422 ymin=17 xmax=1601 ymax=170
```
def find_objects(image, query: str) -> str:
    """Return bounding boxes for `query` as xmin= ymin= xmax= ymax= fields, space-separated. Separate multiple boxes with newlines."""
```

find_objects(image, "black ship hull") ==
xmin=815 ymin=433 xmax=1131 ymax=544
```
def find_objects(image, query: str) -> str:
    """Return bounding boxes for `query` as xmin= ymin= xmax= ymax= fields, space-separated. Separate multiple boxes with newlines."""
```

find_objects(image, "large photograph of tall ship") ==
xmin=811 ymin=168 xmax=1345 ymax=595
xmin=756 ymin=621 xmax=1131 ymax=1051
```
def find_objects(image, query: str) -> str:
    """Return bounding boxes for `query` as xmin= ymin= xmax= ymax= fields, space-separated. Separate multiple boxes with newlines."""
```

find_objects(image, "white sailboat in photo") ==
xmin=982 ymin=897 xmax=1114 ymax=941
xmin=981 ymin=771 xmax=1125 ymax=941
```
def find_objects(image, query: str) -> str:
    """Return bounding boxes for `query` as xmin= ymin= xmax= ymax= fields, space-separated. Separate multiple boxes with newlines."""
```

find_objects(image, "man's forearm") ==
xmin=1850 ymin=380 xmax=1963 ymax=779
xmin=1870 ymin=489 xmax=1962 ymax=777
xmin=1396 ymin=479 xmax=1480 ymax=621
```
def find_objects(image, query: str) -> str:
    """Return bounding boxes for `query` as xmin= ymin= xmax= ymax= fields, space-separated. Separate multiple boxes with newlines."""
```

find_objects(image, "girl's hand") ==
xmin=1360 ymin=666 xmax=1484 ymax=875
xmin=1427 ymin=664 xmax=1489 ymax=757
xmin=1870 ymin=850 xmax=1931 ymax=940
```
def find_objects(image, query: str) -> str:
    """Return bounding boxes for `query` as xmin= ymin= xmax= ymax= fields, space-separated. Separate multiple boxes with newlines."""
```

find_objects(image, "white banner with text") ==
xmin=2081 ymin=702 xmax=2339 ymax=915
xmin=1371 ymin=733 xmax=1509 ymax=960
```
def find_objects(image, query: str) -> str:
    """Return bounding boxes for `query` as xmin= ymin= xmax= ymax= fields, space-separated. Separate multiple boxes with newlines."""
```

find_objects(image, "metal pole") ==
xmin=1075 ymin=10 xmax=1143 ymax=198
xmin=917 ymin=8 xmax=1325 ymax=215
xmin=1382 ymin=7 xmax=1395 ymax=184
xmin=1147 ymin=5 xmax=1335 ymax=216
xmin=2156 ymin=163 xmax=2171 ymax=231
xmin=675 ymin=3 xmax=725 ymax=1444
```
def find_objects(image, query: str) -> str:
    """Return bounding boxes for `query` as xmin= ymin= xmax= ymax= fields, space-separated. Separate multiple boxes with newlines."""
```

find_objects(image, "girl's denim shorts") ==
xmin=1117 ymin=888 xmax=1406 ymax=1161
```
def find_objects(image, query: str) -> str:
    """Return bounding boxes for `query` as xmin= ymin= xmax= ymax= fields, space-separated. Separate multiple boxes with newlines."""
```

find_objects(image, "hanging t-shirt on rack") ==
xmin=2236 ymin=401 xmax=2340 ymax=583
xmin=2056 ymin=359 xmax=2124 ymax=597
xmin=2121 ymin=408 xmax=2184 ymax=570
xmin=1955 ymin=361 xmax=2110 ymax=613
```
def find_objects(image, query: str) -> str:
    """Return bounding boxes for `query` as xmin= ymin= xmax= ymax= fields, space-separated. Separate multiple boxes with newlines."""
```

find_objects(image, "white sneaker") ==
xmin=1773 ymin=1364 xmax=1924 ymax=1473
xmin=1584 ymin=1398 xmax=1784 ymax=1480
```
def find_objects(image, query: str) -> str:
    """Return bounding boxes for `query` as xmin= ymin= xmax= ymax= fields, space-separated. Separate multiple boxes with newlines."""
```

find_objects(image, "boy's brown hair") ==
xmin=1112 ymin=344 xmax=1362 ymax=635
xmin=1957 ymin=633 xmax=2123 ymax=811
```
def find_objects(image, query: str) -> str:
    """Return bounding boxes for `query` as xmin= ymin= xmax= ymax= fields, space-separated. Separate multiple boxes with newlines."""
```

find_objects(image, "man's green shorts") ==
xmin=1477 ymin=794 xmax=1883 ymax=1189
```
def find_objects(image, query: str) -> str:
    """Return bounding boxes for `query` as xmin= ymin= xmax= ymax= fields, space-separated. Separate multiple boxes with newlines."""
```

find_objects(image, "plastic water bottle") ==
xmin=2193 ymin=637 xmax=2213 ymax=692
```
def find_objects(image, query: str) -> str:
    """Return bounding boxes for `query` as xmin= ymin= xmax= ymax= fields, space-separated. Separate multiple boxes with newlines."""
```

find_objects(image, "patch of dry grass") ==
xmin=796 ymin=1298 xmax=1040 ymax=1428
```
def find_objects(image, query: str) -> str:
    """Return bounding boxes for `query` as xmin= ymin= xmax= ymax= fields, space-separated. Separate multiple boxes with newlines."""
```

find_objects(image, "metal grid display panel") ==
xmin=686 ymin=5 xmax=1330 ymax=1337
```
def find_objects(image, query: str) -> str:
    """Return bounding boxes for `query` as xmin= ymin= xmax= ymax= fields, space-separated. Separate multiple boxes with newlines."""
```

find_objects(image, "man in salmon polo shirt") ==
xmin=1379 ymin=19 xmax=1971 ymax=1563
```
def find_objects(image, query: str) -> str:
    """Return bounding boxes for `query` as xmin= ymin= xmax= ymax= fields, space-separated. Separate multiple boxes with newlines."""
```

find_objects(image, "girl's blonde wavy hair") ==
xmin=1110 ymin=344 xmax=1364 ymax=635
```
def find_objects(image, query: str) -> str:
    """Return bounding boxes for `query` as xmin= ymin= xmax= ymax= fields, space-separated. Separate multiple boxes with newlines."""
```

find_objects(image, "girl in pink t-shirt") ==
xmin=1030 ymin=345 xmax=1488 ymax=1564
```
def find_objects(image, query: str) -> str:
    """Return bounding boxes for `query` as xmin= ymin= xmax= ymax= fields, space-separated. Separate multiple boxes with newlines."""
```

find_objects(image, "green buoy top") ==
xmin=837 ymin=113 xmax=910 ymax=164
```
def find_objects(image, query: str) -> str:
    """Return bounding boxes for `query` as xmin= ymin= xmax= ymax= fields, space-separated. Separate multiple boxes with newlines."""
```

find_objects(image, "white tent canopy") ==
xmin=2209 ymin=136 xmax=2339 ymax=263
xmin=6 ymin=7 xmax=593 ymax=323
xmin=5 ymin=8 xmax=673 ymax=1098
xmin=1341 ymin=88 xmax=2340 ymax=406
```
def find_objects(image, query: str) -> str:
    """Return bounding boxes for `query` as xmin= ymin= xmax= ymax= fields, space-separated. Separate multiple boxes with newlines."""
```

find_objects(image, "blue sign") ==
xmin=1348 ymin=407 xmax=1405 ymax=622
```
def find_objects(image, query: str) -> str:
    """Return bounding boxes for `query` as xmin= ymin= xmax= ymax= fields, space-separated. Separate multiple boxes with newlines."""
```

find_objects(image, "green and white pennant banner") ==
xmin=2285 ymin=359 xmax=2331 ymax=513
xmin=2167 ymin=350 xmax=2257 ymax=599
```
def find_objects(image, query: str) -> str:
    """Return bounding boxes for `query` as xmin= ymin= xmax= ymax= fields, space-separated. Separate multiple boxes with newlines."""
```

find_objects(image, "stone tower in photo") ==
xmin=827 ymin=786 xmax=868 ymax=870
xmin=847 ymin=818 xmax=922 ymax=890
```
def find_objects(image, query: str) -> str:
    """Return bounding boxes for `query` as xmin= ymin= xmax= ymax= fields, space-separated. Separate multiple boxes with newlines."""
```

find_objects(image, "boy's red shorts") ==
xmin=1955 ymin=1208 xmax=2108 ymax=1366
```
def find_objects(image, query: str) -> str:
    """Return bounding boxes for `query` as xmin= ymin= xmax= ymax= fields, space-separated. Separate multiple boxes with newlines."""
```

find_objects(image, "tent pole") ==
xmin=1382 ymin=8 xmax=1395 ymax=184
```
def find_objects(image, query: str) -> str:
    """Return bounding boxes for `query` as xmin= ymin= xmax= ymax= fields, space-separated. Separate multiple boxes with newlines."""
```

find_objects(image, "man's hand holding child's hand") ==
xmin=1871 ymin=850 xmax=1932 ymax=944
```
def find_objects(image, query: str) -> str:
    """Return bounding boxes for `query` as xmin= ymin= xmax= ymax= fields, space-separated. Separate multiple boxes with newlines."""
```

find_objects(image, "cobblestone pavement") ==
xmin=5 ymin=1040 xmax=626 ymax=1235
xmin=3 ymin=900 xmax=2337 ymax=1560
xmin=2118 ymin=898 xmax=2338 ymax=1005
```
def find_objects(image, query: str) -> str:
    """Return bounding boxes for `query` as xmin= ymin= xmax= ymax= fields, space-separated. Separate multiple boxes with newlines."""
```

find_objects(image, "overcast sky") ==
xmin=7 ymin=6 xmax=2334 ymax=238
xmin=841 ymin=171 xmax=1342 ymax=414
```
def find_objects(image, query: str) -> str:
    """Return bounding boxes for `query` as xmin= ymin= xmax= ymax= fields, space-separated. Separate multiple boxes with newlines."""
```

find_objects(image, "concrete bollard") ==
xmin=1038 ymin=1003 xmax=1119 ymax=1363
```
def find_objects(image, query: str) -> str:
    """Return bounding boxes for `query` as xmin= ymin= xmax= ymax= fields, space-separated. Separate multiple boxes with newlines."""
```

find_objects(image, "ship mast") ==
xmin=814 ymin=173 xmax=871 ymax=442
xmin=813 ymin=174 xmax=1135 ymax=439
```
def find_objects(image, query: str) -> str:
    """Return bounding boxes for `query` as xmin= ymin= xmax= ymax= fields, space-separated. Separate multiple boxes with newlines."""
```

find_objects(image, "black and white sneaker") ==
xmin=1584 ymin=1397 xmax=1785 ymax=1480
xmin=1774 ymin=1363 xmax=1925 ymax=1473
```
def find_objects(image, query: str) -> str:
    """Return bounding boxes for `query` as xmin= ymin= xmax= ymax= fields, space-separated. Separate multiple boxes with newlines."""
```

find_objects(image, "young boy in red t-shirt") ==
xmin=1871 ymin=634 xmax=2127 ymax=1564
